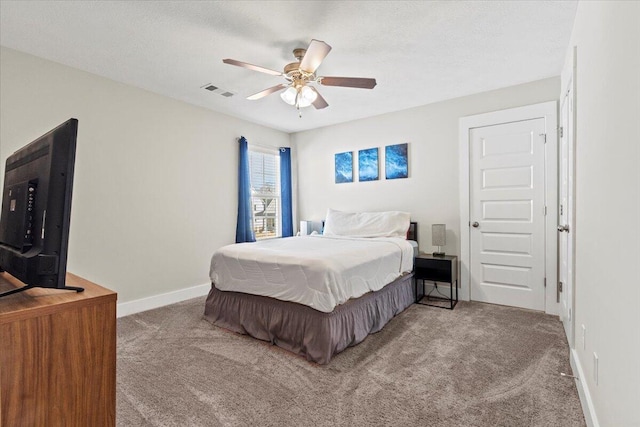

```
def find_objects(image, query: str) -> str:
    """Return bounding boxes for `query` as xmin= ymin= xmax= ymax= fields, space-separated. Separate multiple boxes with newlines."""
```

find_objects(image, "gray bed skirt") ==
xmin=203 ymin=272 xmax=415 ymax=364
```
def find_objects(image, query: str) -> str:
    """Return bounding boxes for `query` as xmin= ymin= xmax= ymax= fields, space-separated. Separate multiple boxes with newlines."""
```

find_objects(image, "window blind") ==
xmin=249 ymin=148 xmax=281 ymax=239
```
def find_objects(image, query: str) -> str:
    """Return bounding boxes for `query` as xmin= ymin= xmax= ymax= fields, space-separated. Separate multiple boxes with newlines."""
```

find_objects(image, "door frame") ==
xmin=559 ymin=46 xmax=577 ymax=345
xmin=459 ymin=101 xmax=559 ymax=314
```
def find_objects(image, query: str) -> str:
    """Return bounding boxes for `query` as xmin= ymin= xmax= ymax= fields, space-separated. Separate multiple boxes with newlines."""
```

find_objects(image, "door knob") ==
xmin=557 ymin=225 xmax=570 ymax=232
xmin=472 ymin=222 xmax=479 ymax=228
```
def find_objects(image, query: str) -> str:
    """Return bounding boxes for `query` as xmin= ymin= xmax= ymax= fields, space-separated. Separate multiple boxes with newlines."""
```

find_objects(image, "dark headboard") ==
xmin=408 ymin=222 xmax=418 ymax=244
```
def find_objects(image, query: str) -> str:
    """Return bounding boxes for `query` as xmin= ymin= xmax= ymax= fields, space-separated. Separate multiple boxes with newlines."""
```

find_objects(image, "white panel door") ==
xmin=559 ymin=81 xmax=575 ymax=344
xmin=470 ymin=119 xmax=546 ymax=310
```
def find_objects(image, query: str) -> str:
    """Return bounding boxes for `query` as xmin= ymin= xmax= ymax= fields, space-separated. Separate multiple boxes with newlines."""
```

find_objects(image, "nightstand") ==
xmin=414 ymin=253 xmax=458 ymax=309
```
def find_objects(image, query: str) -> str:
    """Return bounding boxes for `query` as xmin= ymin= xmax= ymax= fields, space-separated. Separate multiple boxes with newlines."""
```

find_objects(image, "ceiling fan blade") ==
xmin=319 ymin=76 xmax=377 ymax=89
xmin=222 ymin=58 xmax=283 ymax=76
xmin=311 ymin=88 xmax=328 ymax=109
xmin=299 ymin=39 xmax=332 ymax=74
xmin=247 ymin=84 xmax=287 ymax=100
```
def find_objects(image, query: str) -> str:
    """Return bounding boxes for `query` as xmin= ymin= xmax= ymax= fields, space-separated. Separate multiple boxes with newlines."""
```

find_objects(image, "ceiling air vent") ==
xmin=201 ymin=84 xmax=235 ymax=98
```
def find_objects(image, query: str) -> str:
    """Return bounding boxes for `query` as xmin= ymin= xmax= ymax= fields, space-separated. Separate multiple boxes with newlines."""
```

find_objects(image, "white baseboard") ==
xmin=570 ymin=348 xmax=600 ymax=427
xmin=117 ymin=282 xmax=211 ymax=318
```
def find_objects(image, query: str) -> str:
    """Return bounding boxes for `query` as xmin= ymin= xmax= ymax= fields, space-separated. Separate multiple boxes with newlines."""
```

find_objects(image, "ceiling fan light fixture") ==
xmin=280 ymin=87 xmax=298 ymax=105
xmin=300 ymin=86 xmax=318 ymax=104
xmin=297 ymin=98 xmax=311 ymax=108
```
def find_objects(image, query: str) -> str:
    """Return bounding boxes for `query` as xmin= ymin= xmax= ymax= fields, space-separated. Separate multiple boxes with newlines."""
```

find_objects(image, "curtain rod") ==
xmin=237 ymin=137 xmax=289 ymax=151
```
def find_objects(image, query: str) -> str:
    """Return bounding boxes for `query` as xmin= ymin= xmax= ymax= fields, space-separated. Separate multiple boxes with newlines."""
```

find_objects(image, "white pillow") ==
xmin=323 ymin=209 xmax=410 ymax=238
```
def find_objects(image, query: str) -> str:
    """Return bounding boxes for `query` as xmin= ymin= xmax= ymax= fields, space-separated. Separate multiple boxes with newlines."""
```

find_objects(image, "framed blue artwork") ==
xmin=358 ymin=148 xmax=379 ymax=182
xmin=385 ymin=143 xmax=409 ymax=179
xmin=335 ymin=152 xmax=353 ymax=183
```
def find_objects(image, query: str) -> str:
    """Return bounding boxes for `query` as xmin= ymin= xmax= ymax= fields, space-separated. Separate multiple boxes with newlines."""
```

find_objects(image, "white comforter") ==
xmin=210 ymin=235 xmax=414 ymax=313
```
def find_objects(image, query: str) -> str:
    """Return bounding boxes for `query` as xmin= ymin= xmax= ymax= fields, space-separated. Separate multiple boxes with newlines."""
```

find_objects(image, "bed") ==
xmin=204 ymin=210 xmax=418 ymax=364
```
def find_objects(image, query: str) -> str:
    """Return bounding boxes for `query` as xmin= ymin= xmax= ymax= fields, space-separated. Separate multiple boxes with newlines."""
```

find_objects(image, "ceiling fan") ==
xmin=223 ymin=39 xmax=377 ymax=115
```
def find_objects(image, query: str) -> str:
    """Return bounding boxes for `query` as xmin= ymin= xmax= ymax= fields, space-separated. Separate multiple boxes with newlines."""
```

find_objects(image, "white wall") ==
xmin=0 ymin=47 xmax=289 ymax=304
xmin=564 ymin=2 xmax=640 ymax=425
xmin=292 ymin=78 xmax=559 ymax=255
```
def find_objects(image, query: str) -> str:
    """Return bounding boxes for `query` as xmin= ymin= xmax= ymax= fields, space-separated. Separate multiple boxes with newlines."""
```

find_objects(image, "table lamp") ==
xmin=432 ymin=224 xmax=446 ymax=257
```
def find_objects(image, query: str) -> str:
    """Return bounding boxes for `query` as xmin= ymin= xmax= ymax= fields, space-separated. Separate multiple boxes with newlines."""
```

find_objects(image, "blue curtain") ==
xmin=279 ymin=147 xmax=293 ymax=237
xmin=235 ymin=137 xmax=255 ymax=243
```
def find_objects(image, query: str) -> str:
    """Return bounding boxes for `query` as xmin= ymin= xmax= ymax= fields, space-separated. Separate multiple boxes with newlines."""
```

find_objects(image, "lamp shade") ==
xmin=432 ymin=224 xmax=446 ymax=247
xmin=298 ymin=86 xmax=317 ymax=107
xmin=280 ymin=87 xmax=297 ymax=105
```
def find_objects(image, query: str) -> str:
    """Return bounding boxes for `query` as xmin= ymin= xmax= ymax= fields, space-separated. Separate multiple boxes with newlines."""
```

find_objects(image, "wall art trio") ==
xmin=334 ymin=143 xmax=408 ymax=183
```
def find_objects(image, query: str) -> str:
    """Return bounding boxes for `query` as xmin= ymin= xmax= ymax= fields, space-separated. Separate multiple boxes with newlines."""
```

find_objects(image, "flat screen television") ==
xmin=0 ymin=118 xmax=82 ymax=298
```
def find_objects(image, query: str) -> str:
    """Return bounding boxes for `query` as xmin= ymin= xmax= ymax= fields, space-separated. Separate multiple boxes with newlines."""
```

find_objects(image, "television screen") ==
xmin=0 ymin=119 xmax=82 ymax=298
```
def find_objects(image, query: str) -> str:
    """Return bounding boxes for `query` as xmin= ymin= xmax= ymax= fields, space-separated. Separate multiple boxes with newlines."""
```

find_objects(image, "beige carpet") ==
xmin=117 ymin=297 xmax=585 ymax=427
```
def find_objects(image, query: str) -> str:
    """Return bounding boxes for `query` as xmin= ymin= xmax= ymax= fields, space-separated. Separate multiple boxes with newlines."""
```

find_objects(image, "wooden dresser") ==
xmin=0 ymin=273 xmax=116 ymax=427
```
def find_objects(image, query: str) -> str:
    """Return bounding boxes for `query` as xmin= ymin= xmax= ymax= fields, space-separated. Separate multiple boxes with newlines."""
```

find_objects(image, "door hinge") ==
xmin=544 ymin=278 xmax=547 ymax=288
xmin=544 ymin=206 xmax=547 ymax=216
xmin=559 ymin=281 xmax=563 ymax=292
xmin=540 ymin=133 xmax=547 ymax=143
xmin=559 ymin=127 xmax=564 ymax=138
xmin=560 ymin=204 xmax=564 ymax=215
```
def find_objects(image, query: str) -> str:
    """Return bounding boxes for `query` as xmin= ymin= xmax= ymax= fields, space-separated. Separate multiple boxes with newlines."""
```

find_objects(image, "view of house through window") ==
xmin=249 ymin=148 xmax=280 ymax=239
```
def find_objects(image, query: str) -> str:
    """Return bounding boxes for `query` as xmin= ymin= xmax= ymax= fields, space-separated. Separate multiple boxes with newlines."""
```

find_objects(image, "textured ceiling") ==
xmin=0 ymin=1 xmax=577 ymax=133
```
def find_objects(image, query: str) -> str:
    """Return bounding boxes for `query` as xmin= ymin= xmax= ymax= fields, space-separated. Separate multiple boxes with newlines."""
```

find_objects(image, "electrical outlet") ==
xmin=582 ymin=325 xmax=586 ymax=350
xmin=593 ymin=352 xmax=599 ymax=385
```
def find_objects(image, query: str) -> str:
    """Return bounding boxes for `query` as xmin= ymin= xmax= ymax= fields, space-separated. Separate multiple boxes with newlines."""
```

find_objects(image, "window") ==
xmin=249 ymin=147 xmax=280 ymax=239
